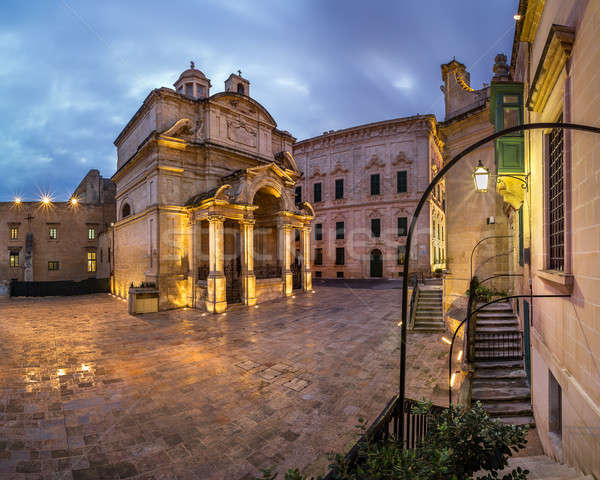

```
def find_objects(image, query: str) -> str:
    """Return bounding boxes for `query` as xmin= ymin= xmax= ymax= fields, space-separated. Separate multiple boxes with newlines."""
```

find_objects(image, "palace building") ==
xmin=293 ymin=116 xmax=446 ymax=279
xmin=111 ymin=64 xmax=313 ymax=312
xmin=0 ymin=169 xmax=115 ymax=295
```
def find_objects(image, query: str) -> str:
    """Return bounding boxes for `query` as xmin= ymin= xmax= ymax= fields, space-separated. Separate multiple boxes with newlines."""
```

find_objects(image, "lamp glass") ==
xmin=473 ymin=163 xmax=489 ymax=192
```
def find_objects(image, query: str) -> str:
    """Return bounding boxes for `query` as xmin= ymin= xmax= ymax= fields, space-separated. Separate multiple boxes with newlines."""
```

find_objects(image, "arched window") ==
xmin=121 ymin=203 xmax=131 ymax=218
xmin=237 ymin=83 xmax=245 ymax=94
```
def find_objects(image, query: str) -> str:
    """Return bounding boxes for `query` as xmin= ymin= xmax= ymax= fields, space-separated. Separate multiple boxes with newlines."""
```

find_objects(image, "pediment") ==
xmin=331 ymin=162 xmax=350 ymax=176
xmin=245 ymin=162 xmax=296 ymax=186
xmin=275 ymin=151 xmax=301 ymax=176
xmin=391 ymin=152 xmax=412 ymax=166
xmin=210 ymin=92 xmax=277 ymax=127
xmin=365 ymin=154 xmax=386 ymax=170
xmin=309 ymin=166 xmax=327 ymax=179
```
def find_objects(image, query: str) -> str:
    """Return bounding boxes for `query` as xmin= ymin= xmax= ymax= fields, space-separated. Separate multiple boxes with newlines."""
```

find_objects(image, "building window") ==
xmin=100 ymin=249 xmax=103 ymax=263
xmin=9 ymin=253 xmax=19 ymax=268
xmin=237 ymin=83 xmax=245 ymax=94
xmin=48 ymin=261 xmax=59 ymax=271
xmin=370 ymin=174 xmax=380 ymax=195
xmin=335 ymin=221 xmax=344 ymax=240
xmin=335 ymin=247 xmax=345 ymax=265
xmin=315 ymin=223 xmax=323 ymax=241
xmin=336 ymin=271 xmax=344 ymax=278
xmin=397 ymin=217 xmax=407 ymax=236
xmin=122 ymin=203 xmax=131 ymax=218
xmin=335 ymin=179 xmax=344 ymax=199
xmin=87 ymin=252 xmax=97 ymax=273
xmin=397 ymin=245 xmax=406 ymax=265
xmin=49 ymin=227 xmax=57 ymax=240
xmin=397 ymin=171 xmax=407 ymax=193
xmin=185 ymin=83 xmax=194 ymax=96
xmin=88 ymin=228 xmax=96 ymax=240
xmin=295 ymin=229 xmax=300 ymax=242
xmin=313 ymin=183 xmax=322 ymax=203
xmin=315 ymin=271 xmax=322 ymax=278
xmin=371 ymin=218 xmax=381 ymax=238
xmin=295 ymin=186 xmax=302 ymax=204
xmin=10 ymin=227 xmax=18 ymax=240
xmin=314 ymin=248 xmax=323 ymax=265
xmin=548 ymin=121 xmax=564 ymax=271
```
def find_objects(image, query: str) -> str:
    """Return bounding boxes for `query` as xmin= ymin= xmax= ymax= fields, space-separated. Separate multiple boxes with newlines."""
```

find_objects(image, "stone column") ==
xmin=300 ymin=226 xmax=312 ymax=292
xmin=279 ymin=222 xmax=293 ymax=297
xmin=206 ymin=215 xmax=227 ymax=313
xmin=240 ymin=219 xmax=257 ymax=306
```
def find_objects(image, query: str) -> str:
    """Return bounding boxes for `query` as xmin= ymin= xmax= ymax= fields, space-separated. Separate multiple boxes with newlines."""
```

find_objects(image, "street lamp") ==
xmin=472 ymin=161 xmax=490 ymax=192
xmin=70 ymin=197 xmax=79 ymax=206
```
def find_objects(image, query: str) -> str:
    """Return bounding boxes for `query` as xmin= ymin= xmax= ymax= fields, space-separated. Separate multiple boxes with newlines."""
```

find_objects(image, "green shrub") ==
xmin=256 ymin=401 xmax=528 ymax=480
xmin=466 ymin=277 xmax=507 ymax=303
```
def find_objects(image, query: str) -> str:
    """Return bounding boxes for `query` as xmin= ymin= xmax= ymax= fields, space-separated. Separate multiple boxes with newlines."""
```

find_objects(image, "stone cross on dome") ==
xmin=237 ymin=70 xmax=242 ymax=76
xmin=190 ymin=61 xmax=195 ymax=69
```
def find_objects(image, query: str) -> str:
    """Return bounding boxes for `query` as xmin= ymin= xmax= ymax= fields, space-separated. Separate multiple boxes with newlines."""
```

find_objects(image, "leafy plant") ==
xmin=466 ymin=277 xmax=507 ymax=303
xmin=256 ymin=401 xmax=528 ymax=480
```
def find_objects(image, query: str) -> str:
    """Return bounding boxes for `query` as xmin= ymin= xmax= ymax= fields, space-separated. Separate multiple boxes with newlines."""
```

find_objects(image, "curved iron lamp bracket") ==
xmin=496 ymin=173 xmax=530 ymax=190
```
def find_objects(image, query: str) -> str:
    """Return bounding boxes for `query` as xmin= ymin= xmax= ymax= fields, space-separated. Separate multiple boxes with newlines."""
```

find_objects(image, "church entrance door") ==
xmin=370 ymin=249 xmax=383 ymax=278
xmin=292 ymin=249 xmax=302 ymax=290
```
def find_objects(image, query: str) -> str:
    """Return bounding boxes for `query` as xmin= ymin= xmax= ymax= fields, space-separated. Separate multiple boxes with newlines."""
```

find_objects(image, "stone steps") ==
xmin=471 ymin=385 xmax=531 ymax=401
xmin=484 ymin=455 xmax=593 ymax=479
xmin=411 ymin=286 xmax=444 ymax=332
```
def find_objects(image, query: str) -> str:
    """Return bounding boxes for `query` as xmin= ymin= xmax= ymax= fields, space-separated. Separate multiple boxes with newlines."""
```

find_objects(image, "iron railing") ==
xmin=323 ymin=396 xmax=446 ymax=478
xmin=254 ymin=264 xmax=282 ymax=279
xmin=474 ymin=332 xmax=523 ymax=361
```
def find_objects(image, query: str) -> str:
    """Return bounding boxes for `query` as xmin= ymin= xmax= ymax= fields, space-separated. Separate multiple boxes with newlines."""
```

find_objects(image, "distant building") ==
xmin=293 ymin=116 xmax=446 ymax=279
xmin=111 ymin=64 xmax=313 ymax=312
xmin=0 ymin=169 xmax=115 ymax=291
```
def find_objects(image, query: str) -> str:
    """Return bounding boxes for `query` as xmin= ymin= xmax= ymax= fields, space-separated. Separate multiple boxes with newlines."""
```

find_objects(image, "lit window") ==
xmin=88 ymin=228 xmax=95 ymax=240
xmin=87 ymin=252 xmax=97 ymax=273
xmin=10 ymin=227 xmax=18 ymax=240
xmin=48 ymin=261 xmax=59 ymax=271
xmin=10 ymin=253 xmax=19 ymax=268
xmin=49 ymin=227 xmax=57 ymax=240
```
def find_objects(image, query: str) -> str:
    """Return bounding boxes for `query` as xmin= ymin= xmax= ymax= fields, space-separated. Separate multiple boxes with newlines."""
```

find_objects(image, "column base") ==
xmin=302 ymin=270 xmax=312 ymax=292
xmin=205 ymin=274 xmax=227 ymax=313
xmin=282 ymin=271 xmax=293 ymax=297
xmin=242 ymin=273 xmax=257 ymax=306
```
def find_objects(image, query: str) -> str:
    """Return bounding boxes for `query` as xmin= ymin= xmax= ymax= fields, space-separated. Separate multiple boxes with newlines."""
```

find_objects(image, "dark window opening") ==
xmin=370 ymin=174 xmax=380 ymax=195
xmin=314 ymin=248 xmax=323 ymax=265
xmin=295 ymin=186 xmax=302 ymax=204
xmin=397 ymin=171 xmax=407 ymax=193
xmin=315 ymin=223 xmax=323 ymax=241
xmin=237 ymin=83 xmax=245 ymax=94
xmin=313 ymin=183 xmax=322 ymax=202
xmin=336 ymin=271 xmax=344 ymax=278
xmin=122 ymin=203 xmax=131 ymax=218
xmin=335 ymin=179 xmax=344 ymax=199
xmin=315 ymin=271 xmax=322 ymax=278
xmin=335 ymin=247 xmax=345 ymax=265
xmin=371 ymin=218 xmax=381 ymax=238
xmin=397 ymin=217 xmax=407 ymax=236
xmin=335 ymin=221 xmax=344 ymax=240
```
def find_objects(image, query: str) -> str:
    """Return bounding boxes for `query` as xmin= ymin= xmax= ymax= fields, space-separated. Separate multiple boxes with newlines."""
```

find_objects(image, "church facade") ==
xmin=111 ymin=65 xmax=313 ymax=312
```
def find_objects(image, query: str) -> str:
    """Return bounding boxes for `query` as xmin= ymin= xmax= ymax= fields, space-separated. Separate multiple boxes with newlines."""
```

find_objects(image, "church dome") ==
xmin=173 ymin=61 xmax=211 ymax=99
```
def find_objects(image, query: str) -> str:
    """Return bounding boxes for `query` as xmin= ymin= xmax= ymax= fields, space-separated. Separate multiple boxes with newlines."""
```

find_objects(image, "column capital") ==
xmin=207 ymin=215 xmax=226 ymax=224
xmin=240 ymin=218 xmax=256 ymax=226
xmin=281 ymin=223 xmax=295 ymax=232
xmin=301 ymin=225 xmax=312 ymax=233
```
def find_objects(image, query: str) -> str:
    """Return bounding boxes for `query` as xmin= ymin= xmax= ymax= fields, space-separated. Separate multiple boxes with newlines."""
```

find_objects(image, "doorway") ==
xmin=370 ymin=249 xmax=383 ymax=277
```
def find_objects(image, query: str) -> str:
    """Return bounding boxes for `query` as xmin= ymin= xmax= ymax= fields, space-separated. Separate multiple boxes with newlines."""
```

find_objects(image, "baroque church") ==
xmin=111 ymin=63 xmax=314 ymax=312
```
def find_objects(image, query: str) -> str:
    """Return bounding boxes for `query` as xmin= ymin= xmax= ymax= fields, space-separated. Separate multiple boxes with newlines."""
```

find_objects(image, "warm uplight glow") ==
xmin=254 ymin=305 xmax=259 ymax=308
xmin=57 ymin=369 xmax=66 ymax=376
xmin=202 ymin=313 xmax=207 ymax=316
xmin=457 ymin=350 xmax=463 ymax=361
xmin=70 ymin=197 xmax=79 ymax=206
xmin=513 ymin=13 xmax=522 ymax=20
xmin=81 ymin=364 xmax=90 ymax=372
xmin=14 ymin=197 xmax=22 ymax=204
xmin=41 ymin=195 xmax=52 ymax=205
xmin=450 ymin=372 xmax=457 ymax=387
xmin=473 ymin=160 xmax=490 ymax=192
xmin=397 ymin=321 xmax=402 ymax=326
xmin=441 ymin=336 xmax=452 ymax=345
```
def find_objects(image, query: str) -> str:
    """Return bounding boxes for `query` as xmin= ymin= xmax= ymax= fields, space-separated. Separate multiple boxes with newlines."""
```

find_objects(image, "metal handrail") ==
xmin=408 ymin=273 xmax=420 ymax=329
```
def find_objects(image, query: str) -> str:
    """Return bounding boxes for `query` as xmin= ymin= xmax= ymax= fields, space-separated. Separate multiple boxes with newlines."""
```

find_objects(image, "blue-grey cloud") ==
xmin=0 ymin=0 xmax=516 ymax=200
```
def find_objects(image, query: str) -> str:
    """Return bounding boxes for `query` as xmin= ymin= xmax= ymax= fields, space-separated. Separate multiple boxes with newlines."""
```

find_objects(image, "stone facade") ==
xmin=510 ymin=0 xmax=600 ymax=476
xmin=293 ymin=116 xmax=446 ymax=279
xmin=0 ymin=169 xmax=115 ymax=291
xmin=111 ymin=65 xmax=313 ymax=311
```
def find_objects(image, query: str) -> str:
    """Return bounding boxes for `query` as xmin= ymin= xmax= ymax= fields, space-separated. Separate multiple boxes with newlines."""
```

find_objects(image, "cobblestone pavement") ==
xmin=0 ymin=285 xmax=450 ymax=479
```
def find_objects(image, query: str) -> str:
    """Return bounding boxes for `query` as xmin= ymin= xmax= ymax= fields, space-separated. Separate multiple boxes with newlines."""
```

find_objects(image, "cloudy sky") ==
xmin=0 ymin=0 xmax=517 ymax=201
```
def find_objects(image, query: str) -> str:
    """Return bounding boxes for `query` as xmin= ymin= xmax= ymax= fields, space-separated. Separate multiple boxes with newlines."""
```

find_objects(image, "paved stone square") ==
xmin=0 ymin=283 xmax=449 ymax=479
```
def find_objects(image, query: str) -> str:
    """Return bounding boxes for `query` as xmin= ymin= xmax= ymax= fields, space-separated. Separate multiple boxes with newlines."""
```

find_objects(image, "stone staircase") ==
xmin=471 ymin=301 xmax=534 ymax=426
xmin=412 ymin=286 xmax=445 ymax=331
xmin=481 ymin=455 xmax=594 ymax=479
